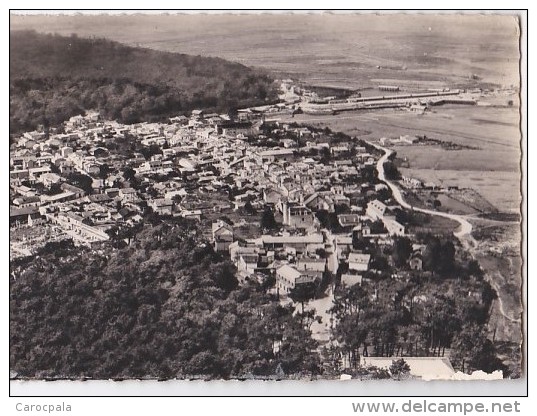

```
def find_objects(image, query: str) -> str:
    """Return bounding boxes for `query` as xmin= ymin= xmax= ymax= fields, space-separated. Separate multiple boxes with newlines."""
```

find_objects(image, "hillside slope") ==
xmin=10 ymin=30 xmax=277 ymax=133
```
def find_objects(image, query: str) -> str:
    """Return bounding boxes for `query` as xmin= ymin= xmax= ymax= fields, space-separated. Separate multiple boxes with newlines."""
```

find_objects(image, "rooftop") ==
xmin=277 ymin=264 xmax=302 ymax=280
xmin=262 ymin=234 xmax=324 ymax=244
xmin=348 ymin=253 xmax=371 ymax=264
xmin=341 ymin=274 xmax=363 ymax=287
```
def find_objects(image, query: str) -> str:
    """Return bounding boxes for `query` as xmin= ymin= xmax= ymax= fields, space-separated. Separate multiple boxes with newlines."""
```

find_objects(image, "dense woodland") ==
xmin=10 ymin=221 xmax=319 ymax=379
xmin=10 ymin=31 xmax=278 ymax=134
xmin=328 ymin=235 xmax=507 ymax=376
xmin=10 ymin=220 xmax=507 ymax=378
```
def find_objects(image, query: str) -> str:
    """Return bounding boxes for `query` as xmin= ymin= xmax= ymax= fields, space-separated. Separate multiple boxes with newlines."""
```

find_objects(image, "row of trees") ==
xmin=329 ymin=269 xmax=504 ymax=375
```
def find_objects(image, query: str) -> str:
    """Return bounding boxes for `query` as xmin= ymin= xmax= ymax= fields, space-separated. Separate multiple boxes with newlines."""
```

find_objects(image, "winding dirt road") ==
xmin=369 ymin=140 xmax=521 ymax=326
xmin=368 ymin=140 xmax=476 ymax=249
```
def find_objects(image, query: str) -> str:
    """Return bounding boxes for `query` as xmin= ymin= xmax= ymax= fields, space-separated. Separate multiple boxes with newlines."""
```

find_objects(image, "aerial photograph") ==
xmin=9 ymin=11 xmax=524 ymax=384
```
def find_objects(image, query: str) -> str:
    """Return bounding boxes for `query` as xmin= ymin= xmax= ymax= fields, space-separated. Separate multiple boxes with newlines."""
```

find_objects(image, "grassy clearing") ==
xmin=234 ymin=222 xmax=262 ymax=241
xmin=280 ymin=105 xmax=520 ymax=173
xmin=406 ymin=212 xmax=460 ymax=236
xmin=400 ymin=168 xmax=520 ymax=214
xmin=435 ymin=194 xmax=480 ymax=215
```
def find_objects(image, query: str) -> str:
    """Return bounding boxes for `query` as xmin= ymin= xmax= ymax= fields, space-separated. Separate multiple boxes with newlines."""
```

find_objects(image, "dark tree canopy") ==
xmin=328 ymin=256 xmax=502 ymax=375
xmin=10 ymin=223 xmax=319 ymax=379
xmin=389 ymin=358 xmax=411 ymax=380
xmin=288 ymin=281 xmax=317 ymax=313
xmin=450 ymin=324 xmax=507 ymax=375
xmin=66 ymin=172 xmax=93 ymax=194
xmin=423 ymin=237 xmax=456 ymax=276
xmin=383 ymin=160 xmax=401 ymax=180
xmin=260 ymin=207 xmax=277 ymax=230
xmin=392 ymin=237 xmax=413 ymax=267
xmin=243 ymin=200 xmax=256 ymax=215
xmin=10 ymin=31 xmax=278 ymax=134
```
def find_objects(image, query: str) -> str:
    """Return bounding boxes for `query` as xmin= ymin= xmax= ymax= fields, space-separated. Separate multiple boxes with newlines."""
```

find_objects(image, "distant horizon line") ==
xmin=9 ymin=9 xmax=523 ymax=16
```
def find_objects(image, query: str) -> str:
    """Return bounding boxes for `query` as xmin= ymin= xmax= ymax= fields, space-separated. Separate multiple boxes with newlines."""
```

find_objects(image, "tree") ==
xmin=315 ymin=210 xmax=330 ymax=229
xmin=334 ymin=315 xmax=369 ymax=368
xmin=389 ymin=358 xmax=411 ymax=380
xmin=370 ymin=255 xmax=390 ymax=272
xmin=369 ymin=220 xmax=387 ymax=234
xmin=10 ymin=223 xmax=319 ymax=379
xmin=288 ymin=281 xmax=317 ymax=313
xmin=244 ymin=201 xmax=256 ymax=215
xmin=438 ymin=241 xmax=456 ymax=276
xmin=423 ymin=237 xmax=441 ymax=272
xmin=423 ymin=237 xmax=455 ymax=276
xmin=99 ymin=164 xmax=111 ymax=179
xmin=361 ymin=165 xmax=377 ymax=182
xmin=450 ymin=324 xmax=505 ymax=374
xmin=260 ymin=207 xmax=276 ymax=230
xmin=295 ymin=309 xmax=322 ymax=331
xmin=383 ymin=161 xmax=401 ymax=180
xmin=123 ymin=167 xmax=136 ymax=182
xmin=467 ymin=259 xmax=484 ymax=280
xmin=10 ymin=31 xmax=278 ymax=135
xmin=319 ymin=147 xmax=331 ymax=164
xmin=140 ymin=144 xmax=163 ymax=160
xmin=365 ymin=365 xmax=391 ymax=380
xmin=67 ymin=172 xmax=93 ymax=195
xmin=335 ymin=204 xmax=350 ymax=215
xmin=392 ymin=237 xmax=413 ymax=267
xmin=45 ymin=182 xmax=63 ymax=196
xmin=376 ymin=187 xmax=392 ymax=202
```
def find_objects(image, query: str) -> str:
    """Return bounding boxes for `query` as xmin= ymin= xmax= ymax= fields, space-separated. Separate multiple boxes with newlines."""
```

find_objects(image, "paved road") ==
xmin=307 ymin=292 xmax=334 ymax=343
xmin=368 ymin=140 xmax=476 ymax=249
xmin=322 ymin=229 xmax=339 ymax=275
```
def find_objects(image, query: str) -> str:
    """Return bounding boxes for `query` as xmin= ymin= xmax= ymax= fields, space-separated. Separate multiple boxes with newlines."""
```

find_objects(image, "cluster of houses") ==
xmin=10 ymin=107 xmax=415 ymax=296
xmin=211 ymin=198 xmax=417 ymax=297
xmin=202 ymin=127 xmax=414 ymax=296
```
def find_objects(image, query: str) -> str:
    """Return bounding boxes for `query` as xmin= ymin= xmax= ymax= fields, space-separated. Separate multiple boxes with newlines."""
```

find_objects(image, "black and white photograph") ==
xmin=8 ymin=9 xmax=526 ymax=393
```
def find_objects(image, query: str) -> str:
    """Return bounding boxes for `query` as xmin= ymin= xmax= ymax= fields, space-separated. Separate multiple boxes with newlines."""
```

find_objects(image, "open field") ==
xmin=281 ymin=102 xmax=518 ymax=146
xmin=401 ymin=105 xmax=519 ymax=142
xmin=434 ymin=194 xmax=480 ymax=215
xmin=11 ymin=14 xmax=520 ymax=89
xmin=276 ymin=102 xmax=521 ymax=214
xmin=395 ymin=147 xmax=517 ymax=172
xmin=406 ymin=214 xmax=459 ymax=236
xmin=400 ymin=168 xmax=520 ymax=214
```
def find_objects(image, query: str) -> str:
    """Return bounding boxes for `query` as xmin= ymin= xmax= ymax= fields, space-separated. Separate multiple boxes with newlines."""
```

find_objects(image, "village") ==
xmin=9 ymin=107 xmax=420 ymax=272
xmin=9 ymin=106 xmax=499 ymax=379
xmin=9 ymin=103 xmax=478 ymax=288
xmin=7 ymin=10 xmax=528 ymax=396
